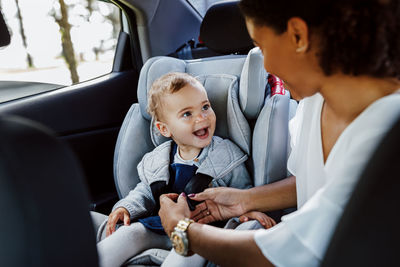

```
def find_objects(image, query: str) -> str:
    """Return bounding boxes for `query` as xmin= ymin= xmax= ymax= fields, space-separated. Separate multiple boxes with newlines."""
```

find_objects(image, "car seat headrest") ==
xmin=200 ymin=1 xmax=253 ymax=55
xmin=239 ymin=47 xmax=268 ymax=120
xmin=138 ymin=57 xmax=187 ymax=121
xmin=0 ymin=11 xmax=10 ymax=47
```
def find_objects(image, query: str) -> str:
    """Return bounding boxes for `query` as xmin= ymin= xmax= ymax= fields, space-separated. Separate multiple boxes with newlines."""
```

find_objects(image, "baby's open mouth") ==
xmin=193 ymin=127 xmax=209 ymax=139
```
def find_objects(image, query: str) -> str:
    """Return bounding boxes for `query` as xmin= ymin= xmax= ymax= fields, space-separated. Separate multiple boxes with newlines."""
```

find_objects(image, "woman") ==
xmin=159 ymin=0 xmax=400 ymax=266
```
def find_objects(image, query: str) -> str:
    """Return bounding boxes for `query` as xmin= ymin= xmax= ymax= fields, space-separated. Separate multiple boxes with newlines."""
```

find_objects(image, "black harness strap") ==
xmin=149 ymin=141 xmax=214 ymax=212
xmin=150 ymin=180 xmax=168 ymax=213
xmin=184 ymin=172 xmax=213 ymax=211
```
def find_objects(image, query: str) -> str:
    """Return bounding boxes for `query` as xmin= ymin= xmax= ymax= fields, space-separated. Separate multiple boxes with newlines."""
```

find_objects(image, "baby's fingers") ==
xmin=124 ymin=213 xmax=131 ymax=226
xmin=239 ymin=215 xmax=249 ymax=223
xmin=190 ymin=202 xmax=207 ymax=219
xmin=265 ymin=217 xmax=276 ymax=229
xmin=239 ymin=211 xmax=275 ymax=229
xmin=106 ymin=219 xmax=117 ymax=237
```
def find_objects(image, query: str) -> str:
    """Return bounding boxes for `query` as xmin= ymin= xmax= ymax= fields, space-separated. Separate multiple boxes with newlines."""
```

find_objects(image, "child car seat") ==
xmin=113 ymin=47 xmax=296 ymax=266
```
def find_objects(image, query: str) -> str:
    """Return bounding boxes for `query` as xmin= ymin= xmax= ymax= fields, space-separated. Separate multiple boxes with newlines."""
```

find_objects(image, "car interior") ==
xmin=0 ymin=0 xmax=399 ymax=266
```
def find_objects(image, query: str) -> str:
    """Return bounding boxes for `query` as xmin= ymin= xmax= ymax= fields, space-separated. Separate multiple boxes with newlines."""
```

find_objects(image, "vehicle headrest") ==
xmin=239 ymin=47 xmax=268 ymax=120
xmin=200 ymin=1 xmax=253 ymax=55
xmin=0 ymin=11 xmax=10 ymax=47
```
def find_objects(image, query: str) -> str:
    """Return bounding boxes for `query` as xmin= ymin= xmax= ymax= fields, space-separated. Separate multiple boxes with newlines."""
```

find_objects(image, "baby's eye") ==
xmin=202 ymin=104 xmax=210 ymax=111
xmin=183 ymin=111 xmax=192 ymax=118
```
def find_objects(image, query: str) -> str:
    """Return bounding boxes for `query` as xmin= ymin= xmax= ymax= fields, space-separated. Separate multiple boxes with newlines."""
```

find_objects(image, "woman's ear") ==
xmin=155 ymin=121 xmax=171 ymax=137
xmin=287 ymin=17 xmax=309 ymax=53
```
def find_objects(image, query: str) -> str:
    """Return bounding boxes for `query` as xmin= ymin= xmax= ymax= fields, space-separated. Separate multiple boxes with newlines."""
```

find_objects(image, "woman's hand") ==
xmin=106 ymin=207 xmax=130 ymax=237
xmin=239 ymin=211 xmax=276 ymax=229
xmin=189 ymin=187 xmax=248 ymax=224
xmin=159 ymin=193 xmax=191 ymax=236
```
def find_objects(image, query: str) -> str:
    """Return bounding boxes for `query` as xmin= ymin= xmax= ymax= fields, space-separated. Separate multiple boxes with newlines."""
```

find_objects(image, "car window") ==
xmin=186 ymin=0 xmax=231 ymax=17
xmin=0 ymin=0 xmax=120 ymax=92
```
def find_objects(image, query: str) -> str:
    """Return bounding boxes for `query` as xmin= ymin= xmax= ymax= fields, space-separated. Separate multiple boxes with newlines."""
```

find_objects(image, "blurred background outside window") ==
xmin=0 ymin=0 xmax=120 ymax=86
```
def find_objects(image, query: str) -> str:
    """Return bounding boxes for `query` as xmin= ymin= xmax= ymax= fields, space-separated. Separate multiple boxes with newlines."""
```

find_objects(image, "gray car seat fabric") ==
xmin=252 ymin=89 xmax=298 ymax=186
xmin=0 ymin=116 xmax=98 ymax=267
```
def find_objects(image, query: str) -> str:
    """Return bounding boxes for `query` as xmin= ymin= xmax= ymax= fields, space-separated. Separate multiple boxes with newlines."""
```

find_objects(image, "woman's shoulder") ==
xmin=355 ymin=92 xmax=400 ymax=127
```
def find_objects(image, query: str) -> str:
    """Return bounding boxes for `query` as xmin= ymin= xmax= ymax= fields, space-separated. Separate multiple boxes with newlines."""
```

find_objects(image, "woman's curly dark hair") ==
xmin=239 ymin=0 xmax=400 ymax=78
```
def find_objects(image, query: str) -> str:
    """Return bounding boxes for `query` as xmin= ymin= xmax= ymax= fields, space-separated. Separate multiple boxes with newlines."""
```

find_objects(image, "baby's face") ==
xmin=156 ymin=83 xmax=216 ymax=154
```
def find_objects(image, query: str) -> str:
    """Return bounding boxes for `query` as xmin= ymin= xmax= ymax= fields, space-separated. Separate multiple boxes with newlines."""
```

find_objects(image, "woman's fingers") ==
xmin=197 ymin=213 xmax=216 ymax=224
xmin=192 ymin=208 xmax=211 ymax=222
xmin=159 ymin=193 xmax=176 ymax=206
xmin=159 ymin=193 xmax=191 ymax=236
xmin=189 ymin=188 xmax=216 ymax=201
xmin=163 ymin=193 xmax=180 ymax=201
xmin=177 ymin=192 xmax=188 ymax=205
xmin=190 ymin=202 xmax=208 ymax=219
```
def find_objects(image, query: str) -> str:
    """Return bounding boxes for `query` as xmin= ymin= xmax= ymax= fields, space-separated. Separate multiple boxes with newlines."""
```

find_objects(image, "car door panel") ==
xmin=0 ymin=70 xmax=139 ymax=213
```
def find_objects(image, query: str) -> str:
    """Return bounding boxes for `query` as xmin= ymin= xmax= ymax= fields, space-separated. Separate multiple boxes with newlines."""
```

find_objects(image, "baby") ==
xmin=96 ymin=72 xmax=275 ymax=267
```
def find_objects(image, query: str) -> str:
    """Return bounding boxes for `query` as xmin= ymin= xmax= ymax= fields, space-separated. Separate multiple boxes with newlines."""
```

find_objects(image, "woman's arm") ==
xmin=188 ymin=223 xmax=273 ymax=267
xmin=191 ymin=176 xmax=296 ymax=223
xmin=246 ymin=175 xmax=297 ymax=212
xmin=159 ymin=193 xmax=273 ymax=267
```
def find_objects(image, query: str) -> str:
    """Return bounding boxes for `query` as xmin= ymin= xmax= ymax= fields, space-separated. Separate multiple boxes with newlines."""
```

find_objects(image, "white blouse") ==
xmin=254 ymin=92 xmax=400 ymax=266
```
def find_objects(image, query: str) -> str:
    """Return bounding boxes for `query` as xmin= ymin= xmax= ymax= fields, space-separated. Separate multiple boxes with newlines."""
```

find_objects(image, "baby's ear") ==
xmin=155 ymin=121 xmax=171 ymax=137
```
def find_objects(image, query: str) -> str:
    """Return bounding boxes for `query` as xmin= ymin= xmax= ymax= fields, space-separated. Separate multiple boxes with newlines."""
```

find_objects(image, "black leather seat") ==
xmin=0 ymin=116 xmax=99 ymax=267
xmin=171 ymin=0 xmax=254 ymax=59
xmin=322 ymin=116 xmax=400 ymax=266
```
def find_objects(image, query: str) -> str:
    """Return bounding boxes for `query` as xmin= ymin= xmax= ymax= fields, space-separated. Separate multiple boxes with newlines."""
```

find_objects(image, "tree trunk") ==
xmin=15 ymin=0 xmax=34 ymax=68
xmin=106 ymin=7 xmax=120 ymax=40
xmin=87 ymin=0 xmax=94 ymax=17
xmin=56 ymin=0 xmax=79 ymax=84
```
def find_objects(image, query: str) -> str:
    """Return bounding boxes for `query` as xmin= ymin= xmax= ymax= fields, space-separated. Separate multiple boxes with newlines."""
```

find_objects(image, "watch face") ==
xmin=171 ymin=232 xmax=185 ymax=254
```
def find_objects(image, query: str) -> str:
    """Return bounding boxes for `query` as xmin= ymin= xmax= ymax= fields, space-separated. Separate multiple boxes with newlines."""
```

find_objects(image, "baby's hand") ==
xmin=106 ymin=207 xmax=130 ymax=237
xmin=239 ymin=211 xmax=276 ymax=229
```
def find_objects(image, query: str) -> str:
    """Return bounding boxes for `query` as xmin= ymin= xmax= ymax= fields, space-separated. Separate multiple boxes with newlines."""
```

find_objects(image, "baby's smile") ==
xmin=193 ymin=127 xmax=209 ymax=139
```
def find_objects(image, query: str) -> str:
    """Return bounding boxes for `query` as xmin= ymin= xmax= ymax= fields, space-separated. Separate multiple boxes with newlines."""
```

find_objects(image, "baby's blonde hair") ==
xmin=147 ymin=72 xmax=201 ymax=121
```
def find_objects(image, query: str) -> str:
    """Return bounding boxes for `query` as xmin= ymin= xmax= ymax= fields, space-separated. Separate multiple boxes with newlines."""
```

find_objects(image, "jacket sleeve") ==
xmin=111 ymin=156 xmax=157 ymax=219
xmin=112 ymin=181 xmax=156 ymax=219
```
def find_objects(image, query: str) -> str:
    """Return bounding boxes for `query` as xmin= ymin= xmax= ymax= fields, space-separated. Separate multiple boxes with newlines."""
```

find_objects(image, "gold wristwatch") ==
xmin=170 ymin=218 xmax=194 ymax=256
